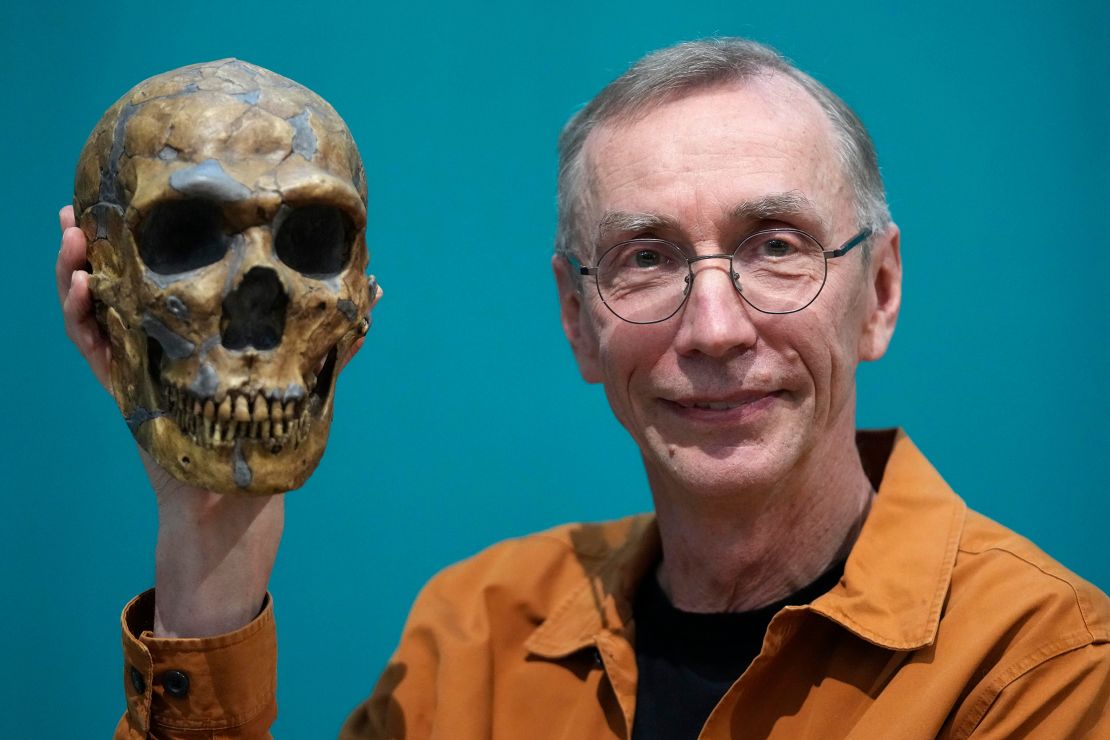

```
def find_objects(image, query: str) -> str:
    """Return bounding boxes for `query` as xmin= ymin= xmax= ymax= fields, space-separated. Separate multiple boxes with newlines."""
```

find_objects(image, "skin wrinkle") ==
xmin=558 ymin=75 xmax=900 ymax=613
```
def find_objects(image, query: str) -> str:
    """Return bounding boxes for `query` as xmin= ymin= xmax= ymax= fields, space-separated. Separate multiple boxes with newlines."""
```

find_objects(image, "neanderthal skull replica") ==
xmin=74 ymin=59 xmax=373 ymax=494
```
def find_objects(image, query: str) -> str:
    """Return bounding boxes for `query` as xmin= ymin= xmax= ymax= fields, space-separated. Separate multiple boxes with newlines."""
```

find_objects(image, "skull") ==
xmin=73 ymin=59 xmax=373 ymax=494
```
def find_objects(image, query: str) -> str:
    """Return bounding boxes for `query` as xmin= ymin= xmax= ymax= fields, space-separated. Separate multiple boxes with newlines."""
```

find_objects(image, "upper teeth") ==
xmin=161 ymin=384 xmax=312 ymax=450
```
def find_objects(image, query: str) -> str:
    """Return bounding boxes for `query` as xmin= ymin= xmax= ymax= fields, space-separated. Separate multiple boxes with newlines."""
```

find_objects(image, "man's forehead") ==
xmin=585 ymin=74 xmax=830 ymax=158
xmin=580 ymin=76 xmax=848 ymax=235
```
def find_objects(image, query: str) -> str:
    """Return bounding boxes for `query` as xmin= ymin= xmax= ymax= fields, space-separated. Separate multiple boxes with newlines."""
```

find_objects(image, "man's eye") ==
xmin=633 ymin=249 xmax=663 ymax=268
xmin=761 ymin=239 xmax=794 ymax=257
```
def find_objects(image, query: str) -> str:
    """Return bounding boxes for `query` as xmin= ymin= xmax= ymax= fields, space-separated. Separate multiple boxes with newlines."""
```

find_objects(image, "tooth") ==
xmin=284 ymin=400 xmax=296 ymax=419
xmin=249 ymin=421 xmax=259 ymax=438
xmin=193 ymin=398 xmax=202 ymax=416
xmin=271 ymin=399 xmax=283 ymax=422
xmin=273 ymin=420 xmax=284 ymax=438
xmin=219 ymin=396 xmax=232 ymax=421
xmin=306 ymin=372 xmax=317 ymax=391
xmin=203 ymin=417 xmax=213 ymax=442
xmin=253 ymin=395 xmax=268 ymax=422
xmin=234 ymin=395 xmax=250 ymax=422
xmin=261 ymin=420 xmax=271 ymax=439
xmin=213 ymin=423 xmax=223 ymax=444
xmin=203 ymin=400 xmax=216 ymax=420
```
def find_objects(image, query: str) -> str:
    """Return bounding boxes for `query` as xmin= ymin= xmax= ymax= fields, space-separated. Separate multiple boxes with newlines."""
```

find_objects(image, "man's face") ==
xmin=555 ymin=77 xmax=901 ymax=500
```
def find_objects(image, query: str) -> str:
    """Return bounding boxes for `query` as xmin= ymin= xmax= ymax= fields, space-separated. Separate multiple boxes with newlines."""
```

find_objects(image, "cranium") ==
xmin=73 ymin=59 xmax=373 ymax=494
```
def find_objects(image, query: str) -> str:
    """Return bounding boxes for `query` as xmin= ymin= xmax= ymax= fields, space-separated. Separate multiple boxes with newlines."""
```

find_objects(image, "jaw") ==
xmin=151 ymin=342 xmax=338 ymax=452
xmin=134 ymin=340 xmax=340 ymax=494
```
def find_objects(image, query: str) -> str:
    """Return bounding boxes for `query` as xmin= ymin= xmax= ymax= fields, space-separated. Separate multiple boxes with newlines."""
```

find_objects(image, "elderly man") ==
xmin=58 ymin=38 xmax=1108 ymax=739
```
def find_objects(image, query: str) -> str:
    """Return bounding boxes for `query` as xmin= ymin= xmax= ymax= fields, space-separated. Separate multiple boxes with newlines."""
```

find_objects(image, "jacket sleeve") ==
xmin=114 ymin=590 xmax=278 ymax=739
xmin=964 ymin=642 xmax=1110 ymax=739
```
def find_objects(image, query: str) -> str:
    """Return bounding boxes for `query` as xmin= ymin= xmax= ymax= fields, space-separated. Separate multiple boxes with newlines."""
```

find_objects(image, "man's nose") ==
xmin=673 ymin=259 xmax=758 ymax=358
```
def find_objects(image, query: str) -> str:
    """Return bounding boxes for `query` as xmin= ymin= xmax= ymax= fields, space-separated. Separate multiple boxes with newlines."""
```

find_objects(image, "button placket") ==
xmin=129 ymin=665 xmax=146 ymax=694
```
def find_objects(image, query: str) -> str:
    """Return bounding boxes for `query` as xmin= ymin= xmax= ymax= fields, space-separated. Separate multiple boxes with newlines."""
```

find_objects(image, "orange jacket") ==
xmin=118 ymin=430 xmax=1110 ymax=738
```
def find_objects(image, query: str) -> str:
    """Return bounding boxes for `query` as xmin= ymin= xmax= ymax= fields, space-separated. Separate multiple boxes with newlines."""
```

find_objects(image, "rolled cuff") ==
xmin=118 ymin=589 xmax=277 ymax=737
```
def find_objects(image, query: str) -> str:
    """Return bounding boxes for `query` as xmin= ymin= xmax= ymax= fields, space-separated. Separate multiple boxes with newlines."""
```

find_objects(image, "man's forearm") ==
xmin=142 ymin=450 xmax=285 ymax=638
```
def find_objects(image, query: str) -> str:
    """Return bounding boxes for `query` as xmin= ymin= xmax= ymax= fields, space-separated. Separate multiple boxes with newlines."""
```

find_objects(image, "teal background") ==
xmin=2 ymin=0 xmax=1107 ymax=735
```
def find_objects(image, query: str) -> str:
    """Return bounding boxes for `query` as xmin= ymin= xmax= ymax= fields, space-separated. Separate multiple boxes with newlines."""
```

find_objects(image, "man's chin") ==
xmin=641 ymin=434 xmax=802 ymax=499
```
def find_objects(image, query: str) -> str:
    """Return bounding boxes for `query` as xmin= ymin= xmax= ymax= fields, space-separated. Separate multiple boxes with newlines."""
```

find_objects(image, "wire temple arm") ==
xmin=565 ymin=253 xmax=598 ymax=276
xmin=825 ymin=228 xmax=873 ymax=258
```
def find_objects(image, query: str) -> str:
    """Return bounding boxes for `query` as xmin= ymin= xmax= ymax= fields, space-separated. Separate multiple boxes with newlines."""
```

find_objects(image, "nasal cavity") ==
xmin=221 ymin=267 xmax=289 ymax=351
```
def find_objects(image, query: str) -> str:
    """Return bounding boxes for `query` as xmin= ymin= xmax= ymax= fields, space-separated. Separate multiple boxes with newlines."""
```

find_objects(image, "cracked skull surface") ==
xmin=74 ymin=59 xmax=373 ymax=494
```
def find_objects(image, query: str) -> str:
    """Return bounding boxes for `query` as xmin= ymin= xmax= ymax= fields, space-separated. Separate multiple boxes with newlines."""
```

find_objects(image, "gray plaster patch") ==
xmin=287 ymin=110 xmax=317 ymax=160
xmin=158 ymin=146 xmax=179 ymax=161
xmin=184 ymin=83 xmax=199 ymax=93
xmin=222 ymin=235 xmax=248 ymax=296
xmin=124 ymin=406 xmax=166 ymax=434
xmin=169 ymin=159 xmax=251 ymax=201
xmin=99 ymin=102 xmax=138 ymax=208
xmin=145 ymin=266 xmax=204 ymax=289
xmin=196 ymin=336 xmax=219 ymax=360
xmin=232 ymin=440 xmax=253 ymax=488
xmin=234 ymin=90 xmax=261 ymax=105
xmin=189 ymin=362 xmax=219 ymax=397
xmin=141 ymin=314 xmax=196 ymax=360
xmin=336 ymin=298 xmax=357 ymax=322
xmin=283 ymin=384 xmax=306 ymax=401
xmin=91 ymin=202 xmax=122 ymax=241
xmin=165 ymin=295 xmax=189 ymax=320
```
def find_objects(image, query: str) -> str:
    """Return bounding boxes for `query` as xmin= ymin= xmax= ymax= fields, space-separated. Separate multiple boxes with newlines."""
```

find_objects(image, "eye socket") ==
xmin=274 ymin=205 xmax=354 ymax=277
xmin=138 ymin=200 xmax=229 ymax=274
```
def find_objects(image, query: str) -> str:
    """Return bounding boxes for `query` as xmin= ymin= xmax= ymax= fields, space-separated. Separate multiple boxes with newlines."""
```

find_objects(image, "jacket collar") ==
xmin=526 ymin=429 xmax=966 ymax=658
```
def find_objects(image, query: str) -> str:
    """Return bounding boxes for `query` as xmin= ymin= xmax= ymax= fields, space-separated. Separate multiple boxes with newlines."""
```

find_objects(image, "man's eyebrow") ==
xmin=731 ymin=192 xmax=828 ymax=233
xmin=597 ymin=211 xmax=678 ymax=236
xmin=597 ymin=192 xmax=829 ymax=241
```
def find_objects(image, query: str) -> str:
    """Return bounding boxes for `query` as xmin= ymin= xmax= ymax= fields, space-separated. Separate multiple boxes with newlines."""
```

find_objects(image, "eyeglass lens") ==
xmin=594 ymin=230 xmax=829 ymax=323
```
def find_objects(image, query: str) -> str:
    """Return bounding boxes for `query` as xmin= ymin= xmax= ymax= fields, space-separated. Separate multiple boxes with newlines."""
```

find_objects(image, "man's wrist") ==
xmin=153 ymin=490 xmax=284 ymax=637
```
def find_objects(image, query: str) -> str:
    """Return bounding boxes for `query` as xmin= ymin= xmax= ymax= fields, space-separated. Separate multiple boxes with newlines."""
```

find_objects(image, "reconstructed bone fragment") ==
xmin=74 ymin=60 xmax=372 ymax=494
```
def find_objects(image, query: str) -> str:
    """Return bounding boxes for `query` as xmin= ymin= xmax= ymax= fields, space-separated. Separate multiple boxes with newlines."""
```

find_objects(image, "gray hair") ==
xmin=555 ymin=38 xmax=890 ymax=260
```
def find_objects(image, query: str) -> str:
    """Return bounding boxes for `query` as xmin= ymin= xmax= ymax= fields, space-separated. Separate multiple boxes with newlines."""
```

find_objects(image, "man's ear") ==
xmin=858 ymin=224 xmax=902 ymax=362
xmin=552 ymin=254 xmax=603 ymax=383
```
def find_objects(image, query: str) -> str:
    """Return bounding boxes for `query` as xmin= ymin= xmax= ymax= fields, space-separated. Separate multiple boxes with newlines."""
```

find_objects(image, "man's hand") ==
xmin=57 ymin=205 xmax=284 ymax=638
xmin=57 ymin=206 xmax=111 ymax=391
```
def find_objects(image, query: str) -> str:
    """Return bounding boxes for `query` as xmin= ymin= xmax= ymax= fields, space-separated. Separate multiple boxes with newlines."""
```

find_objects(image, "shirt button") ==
xmin=162 ymin=669 xmax=190 ymax=698
xmin=129 ymin=665 xmax=145 ymax=694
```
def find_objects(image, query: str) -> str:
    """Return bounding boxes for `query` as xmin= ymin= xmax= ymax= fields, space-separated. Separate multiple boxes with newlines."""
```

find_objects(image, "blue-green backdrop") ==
xmin=2 ymin=0 xmax=1107 ymax=735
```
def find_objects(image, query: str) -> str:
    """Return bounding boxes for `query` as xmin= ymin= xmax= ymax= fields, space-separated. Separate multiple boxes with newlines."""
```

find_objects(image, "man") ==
xmin=58 ymin=38 xmax=1109 ymax=739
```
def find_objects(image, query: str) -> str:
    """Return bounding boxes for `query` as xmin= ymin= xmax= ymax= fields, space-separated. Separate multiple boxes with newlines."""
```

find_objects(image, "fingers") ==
xmin=56 ymin=223 xmax=89 ymax=306
xmin=59 ymin=204 xmax=75 ymax=232
xmin=369 ymin=275 xmax=383 ymax=308
xmin=337 ymin=336 xmax=365 ymax=374
xmin=63 ymin=270 xmax=112 ymax=390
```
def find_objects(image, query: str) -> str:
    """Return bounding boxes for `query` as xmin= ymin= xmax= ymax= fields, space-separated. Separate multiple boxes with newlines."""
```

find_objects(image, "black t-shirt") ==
xmin=630 ymin=561 xmax=845 ymax=740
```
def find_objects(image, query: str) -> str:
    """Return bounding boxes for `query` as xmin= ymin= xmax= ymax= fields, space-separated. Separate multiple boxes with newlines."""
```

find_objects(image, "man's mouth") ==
xmin=665 ymin=391 xmax=783 ymax=418
xmin=684 ymin=400 xmax=750 ymax=411
xmin=672 ymin=391 xmax=780 ymax=408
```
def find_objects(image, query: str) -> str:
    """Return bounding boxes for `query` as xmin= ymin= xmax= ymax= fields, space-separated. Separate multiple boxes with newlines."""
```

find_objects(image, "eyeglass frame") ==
xmin=566 ymin=227 xmax=873 ymax=324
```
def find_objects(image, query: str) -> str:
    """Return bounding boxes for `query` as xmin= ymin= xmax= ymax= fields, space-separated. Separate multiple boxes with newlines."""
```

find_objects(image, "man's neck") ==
xmin=648 ymin=443 xmax=874 ymax=614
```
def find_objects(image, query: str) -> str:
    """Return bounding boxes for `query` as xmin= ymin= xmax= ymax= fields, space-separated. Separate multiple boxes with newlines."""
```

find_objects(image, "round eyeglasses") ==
xmin=570 ymin=228 xmax=872 ymax=324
